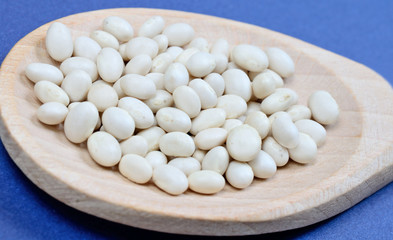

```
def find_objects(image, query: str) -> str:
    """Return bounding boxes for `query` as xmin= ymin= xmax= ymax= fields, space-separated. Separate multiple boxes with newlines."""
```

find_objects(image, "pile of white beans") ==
xmin=26 ymin=15 xmax=339 ymax=195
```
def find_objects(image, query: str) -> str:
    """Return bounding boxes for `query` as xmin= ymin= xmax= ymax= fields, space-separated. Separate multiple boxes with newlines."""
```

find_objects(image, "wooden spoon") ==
xmin=0 ymin=8 xmax=392 ymax=236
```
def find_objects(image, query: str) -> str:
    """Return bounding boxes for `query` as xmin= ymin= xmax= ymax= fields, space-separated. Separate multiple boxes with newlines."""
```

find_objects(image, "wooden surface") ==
xmin=0 ymin=8 xmax=393 ymax=236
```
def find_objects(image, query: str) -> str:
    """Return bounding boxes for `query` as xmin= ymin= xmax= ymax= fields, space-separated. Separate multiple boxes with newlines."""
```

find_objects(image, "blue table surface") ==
xmin=1 ymin=0 xmax=393 ymax=239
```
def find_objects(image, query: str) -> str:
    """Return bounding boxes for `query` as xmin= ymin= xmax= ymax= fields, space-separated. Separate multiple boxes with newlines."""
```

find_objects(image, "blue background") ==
xmin=1 ymin=0 xmax=393 ymax=239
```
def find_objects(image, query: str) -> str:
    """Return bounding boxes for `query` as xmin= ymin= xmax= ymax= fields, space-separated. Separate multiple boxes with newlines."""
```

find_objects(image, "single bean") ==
xmin=308 ymin=90 xmax=339 ymax=125
xmin=102 ymin=16 xmax=134 ymax=42
xmin=36 ymin=102 xmax=68 ymax=125
xmin=90 ymin=30 xmax=119 ymax=50
xmin=153 ymin=164 xmax=188 ymax=195
xmin=159 ymin=132 xmax=195 ymax=157
xmin=46 ymin=22 xmax=73 ymax=62
xmin=188 ymin=170 xmax=225 ymax=194
xmin=288 ymin=133 xmax=317 ymax=164
xmin=119 ymin=154 xmax=152 ymax=184
xmin=118 ymin=97 xmax=155 ymax=129
xmin=64 ymin=102 xmax=98 ymax=143
xmin=34 ymin=80 xmax=69 ymax=106
xmin=201 ymin=146 xmax=229 ymax=175
xmin=25 ymin=63 xmax=63 ymax=85
xmin=87 ymin=131 xmax=122 ymax=167
xmin=225 ymin=161 xmax=254 ymax=189
xmin=226 ymin=124 xmax=261 ymax=162
xmin=248 ymin=150 xmax=277 ymax=178
xmin=168 ymin=157 xmax=201 ymax=176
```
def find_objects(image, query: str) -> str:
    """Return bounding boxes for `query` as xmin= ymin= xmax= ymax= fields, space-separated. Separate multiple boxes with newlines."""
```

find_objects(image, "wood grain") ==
xmin=0 ymin=8 xmax=393 ymax=236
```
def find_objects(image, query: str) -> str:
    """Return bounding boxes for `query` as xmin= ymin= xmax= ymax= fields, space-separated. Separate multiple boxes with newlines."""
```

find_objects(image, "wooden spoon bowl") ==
xmin=1 ymin=8 xmax=393 ymax=236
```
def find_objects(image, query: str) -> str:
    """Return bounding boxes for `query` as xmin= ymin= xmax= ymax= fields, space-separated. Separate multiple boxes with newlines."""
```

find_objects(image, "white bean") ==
xmin=248 ymin=150 xmax=277 ymax=178
xmin=188 ymin=79 xmax=217 ymax=109
xmin=168 ymin=157 xmax=201 ymax=176
xmin=271 ymin=112 xmax=299 ymax=148
xmin=163 ymin=23 xmax=195 ymax=47
xmin=186 ymin=52 xmax=216 ymax=77
xmin=102 ymin=107 xmax=135 ymax=140
xmin=144 ymin=89 xmax=173 ymax=113
xmin=225 ymin=161 xmax=254 ymax=189
xmin=90 ymin=30 xmax=119 ymax=50
xmin=226 ymin=124 xmax=261 ymax=162
xmin=201 ymin=146 xmax=229 ymax=175
xmin=267 ymin=111 xmax=287 ymax=135
xmin=289 ymin=133 xmax=317 ymax=164
xmin=159 ymin=132 xmax=195 ymax=157
xmin=119 ymin=154 xmax=152 ymax=184
xmin=64 ymin=101 xmax=98 ymax=143
xmin=260 ymin=88 xmax=298 ymax=115
xmin=175 ymin=47 xmax=199 ymax=65
xmin=286 ymin=104 xmax=312 ymax=122
xmin=156 ymin=107 xmax=191 ymax=133
xmin=212 ymin=53 xmax=228 ymax=74
xmin=186 ymin=37 xmax=210 ymax=52
xmin=194 ymin=128 xmax=228 ymax=150
xmin=262 ymin=136 xmax=289 ymax=167
xmin=36 ymin=102 xmax=68 ymax=125
xmin=125 ymin=54 xmax=152 ymax=75
xmin=97 ymin=48 xmax=124 ymax=83
xmin=87 ymin=81 xmax=118 ymax=112
xmin=222 ymin=69 xmax=252 ymax=101
xmin=188 ymin=170 xmax=225 ymax=194
xmin=118 ymin=43 xmax=129 ymax=61
xmin=120 ymin=74 xmax=156 ymax=100
xmin=204 ymin=73 xmax=225 ymax=97
xmin=172 ymin=85 xmax=201 ymax=118
xmin=138 ymin=16 xmax=165 ymax=38
xmin=146 ymin=73 xmax=165 ymax=90
xmin=166 ymin=46 xmax=184 ymax=60
xmin=126 ymin=36 xmax=158 ymax=59
xmin=67 ymin=102 xmax=80 ymax=111
xmin=190 ymin=108 xmax=226 ymax=135
xmin=34 ymin=80 xmax=69 ymax=106
xmin=163 ymin=62 xmax=189 ymax=93
xmin=222 ymin=119 xmax=243 ymax=133
xmin=153 ymin=164 xmax=188 ymax=195
xmin=244 ymin=111 xmax=270 ymax=139
xmin=252 ymin=70 xmax=277 ymax=99
xmin=246 ymin=101 xmax=261 ymax=115
xmin=210 ymin=38 xmax=229 ymax=58
xmin=153 ymin=34 xmax=169 ymax=53
xmin=226 ymin=61 xmax=245 ymax=71
xmin=137 ymin=126 xmax=165 ymax=152
xmin=266 ymin=69 xmax=284 ymax=87
xmin=102 ymin=16 xmax=134 ymax=42
xmin=60 ymin=57 xmax=98 ymax=81
xmin=145 ymin=151 xmax=167 ymax=169
xmin=265 ymin=47 xmax=295 ymax=78
xmin=25 ymin=63 xmax=63 ymax=85
xmin=192 ymin=149 xmax=206 ymax=163
xmin=120 ymin=135 xmax=148 ymax=157
xmin=231 ymin=44 xmax=268 ymax=72
xmin=45 ymin=22 xmax=73 ymax=62
xmin=216 ymin=94 xmax=247 ymax=119
xmin=308 ymin=90 xmax=339 ymax=125
xmin=295 ymin=119 xmax=327 ymax=147
xmin=87 ymin=131 xmax=121 ymax=167
xmin=151 ymin=52 xmax=173 ymax=73
xmin=61 ymin=70 xmax=92 ymax=102
xmin=112 ymin=79 xmax=125 ymax=98
xmin=118 ymin=97 xmax=155 ymax=129
xmin=73 ymin=36 xmax=102 ymax=61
